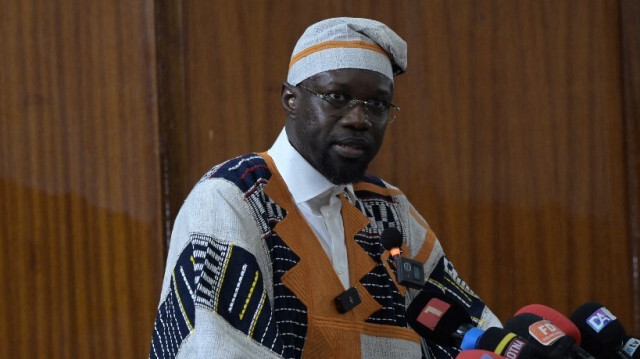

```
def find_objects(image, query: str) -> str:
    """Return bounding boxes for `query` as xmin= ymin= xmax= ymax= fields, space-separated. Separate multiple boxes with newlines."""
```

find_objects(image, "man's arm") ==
xmin=149 ymin=179 xmax=284 ymax=359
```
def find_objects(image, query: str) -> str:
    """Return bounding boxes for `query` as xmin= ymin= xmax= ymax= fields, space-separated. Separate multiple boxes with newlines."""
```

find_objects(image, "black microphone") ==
xmin=569 ymin=302 xmax=629 ymax=358
xmin=504 ymin=313 xmax=595 ymax=359
xmin=621 ymin=336 xmax=640 ymax=358
xmin=461 ymin=326 xmax=539 ymax=358
xmin=406 ymin=288 xmax=475 ymax=347
xmin=381 ymin=227 xmax=403 ymax=259
xmin=380 ymin=227 xmax=424 ymax=288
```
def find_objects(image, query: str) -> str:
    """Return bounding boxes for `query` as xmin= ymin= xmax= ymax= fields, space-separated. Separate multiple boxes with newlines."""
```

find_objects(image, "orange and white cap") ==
xmin=287 ymin=17 xmax=407 ymax=85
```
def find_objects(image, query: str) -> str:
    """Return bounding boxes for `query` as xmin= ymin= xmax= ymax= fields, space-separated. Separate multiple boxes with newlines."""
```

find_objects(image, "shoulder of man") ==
xmin=198 ymin=153 xmax=272 ymax=192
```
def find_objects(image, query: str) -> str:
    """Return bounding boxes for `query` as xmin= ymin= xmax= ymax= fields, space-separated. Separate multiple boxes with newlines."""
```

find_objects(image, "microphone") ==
xmin=380 ymin=227 xmax=403 ymax=260
xmin=380 ymin=227 xmax=424 ymax=288
xmin=461 ymin=327 xmax=539 ymax=358
xmin=622 ymin=336 xmax=640 ymax=358
xmin=456 ymin=349 xmax=504 ymax=359
xmin=380 ymin=227 xmax=433 ymax=358
xmin=515 ymin=304 xmax=582 ymax=345
xmin=569 ymin=302 xmax=628 ymax=358
xmin=406 ymin=287 xmax=475 ymax=347
xmin=504 ymin=313 xmax=595 ymax=359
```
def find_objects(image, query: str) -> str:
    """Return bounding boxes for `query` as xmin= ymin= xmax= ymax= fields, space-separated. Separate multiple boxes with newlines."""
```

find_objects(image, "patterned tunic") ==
xmin=149 ymin=153 xmax=500 ymax=358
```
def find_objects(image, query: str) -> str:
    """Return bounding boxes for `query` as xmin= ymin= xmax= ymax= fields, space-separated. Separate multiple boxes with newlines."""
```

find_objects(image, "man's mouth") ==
xmin=332 ymin=138 xmax=370 ymax=159
xmin=334 ymin=143 xmax=366 ymax=158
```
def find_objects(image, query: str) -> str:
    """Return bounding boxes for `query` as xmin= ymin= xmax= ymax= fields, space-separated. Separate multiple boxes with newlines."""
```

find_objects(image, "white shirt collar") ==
xmin=267 ymin=128 xmax=355 ymax=205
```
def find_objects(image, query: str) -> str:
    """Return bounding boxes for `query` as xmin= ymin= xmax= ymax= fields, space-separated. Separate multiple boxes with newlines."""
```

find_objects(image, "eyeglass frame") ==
xmin=294 ymin=83 xmax=400 ymax=124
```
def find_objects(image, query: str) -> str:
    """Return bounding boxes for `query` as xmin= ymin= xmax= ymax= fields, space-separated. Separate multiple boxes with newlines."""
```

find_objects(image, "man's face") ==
xmin=285 ymin=68 xmax=394 ymax=184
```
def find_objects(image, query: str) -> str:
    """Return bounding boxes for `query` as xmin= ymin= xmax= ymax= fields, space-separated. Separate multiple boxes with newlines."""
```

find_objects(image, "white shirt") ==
xmin=268 ymin=129 xmax=355 ymax=289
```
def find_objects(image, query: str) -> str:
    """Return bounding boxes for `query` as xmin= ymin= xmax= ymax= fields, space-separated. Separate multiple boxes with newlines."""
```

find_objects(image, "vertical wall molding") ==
xmin=621 ymin=0 xmax=640 ymax=334
xmin=155 ymin=0 xmax=188 ymax=249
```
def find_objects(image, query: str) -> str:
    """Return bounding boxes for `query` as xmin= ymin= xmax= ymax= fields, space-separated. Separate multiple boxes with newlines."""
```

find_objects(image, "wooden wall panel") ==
xmin=392 ymin=0 xmax=631 ymax=325
xmin=171 ymin=0 xmax=638 ymax=331
xmin=0 ymin=0 xmax=164 ymax=357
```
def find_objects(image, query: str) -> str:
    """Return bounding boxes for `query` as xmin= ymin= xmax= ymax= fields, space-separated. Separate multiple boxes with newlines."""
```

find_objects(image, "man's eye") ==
xmin=367 ymin=100 xmax=388 ymax=111
xmin=324 ymin=92 xmax=348 ymax=103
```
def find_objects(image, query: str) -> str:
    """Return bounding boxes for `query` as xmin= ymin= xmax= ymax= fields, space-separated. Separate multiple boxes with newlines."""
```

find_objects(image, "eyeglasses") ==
xmin=296 ymin=84 xmax=400 ymax=124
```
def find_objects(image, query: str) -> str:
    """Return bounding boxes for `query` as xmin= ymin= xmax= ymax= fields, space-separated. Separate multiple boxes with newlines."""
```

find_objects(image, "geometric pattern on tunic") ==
xmin=352 ymin=191 xmax=409 ymax=328
xmin=245 ymin=179 xmax=287 ymax=238
xmin=194 ymin=154 xmax=461 ymax=358
xmin=207 ymin=154 xmax=307 ymax=359
xmin=265 ymin=233 xmax=308 ymax=359
xmin=200 ymin=153 xmax=270 ymax=194
xmin=245 ymin=183 xmax=308 ymax=359
xmin=191 ymin=233 xmax=282 ymax=354
xmin=149 ymin=238 xmax=200 ymax=359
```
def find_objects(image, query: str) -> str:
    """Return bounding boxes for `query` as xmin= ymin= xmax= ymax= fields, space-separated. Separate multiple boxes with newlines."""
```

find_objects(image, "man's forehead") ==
xmin=304 ymin=69 xmax=394 ymax=93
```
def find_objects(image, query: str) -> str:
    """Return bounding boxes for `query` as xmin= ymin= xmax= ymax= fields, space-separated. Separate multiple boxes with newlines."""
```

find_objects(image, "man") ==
xmin=149 ymin=17 xmax=500 ymax=359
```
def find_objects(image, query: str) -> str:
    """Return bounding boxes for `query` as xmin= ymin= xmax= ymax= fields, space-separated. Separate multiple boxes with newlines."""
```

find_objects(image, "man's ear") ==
xmin=281 ymin=82 xmax=297 ymax=113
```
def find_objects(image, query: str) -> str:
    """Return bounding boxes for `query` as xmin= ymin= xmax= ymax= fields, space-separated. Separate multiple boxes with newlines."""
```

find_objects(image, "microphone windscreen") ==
xmin=456 ymin=350 xmax=503 ymax=359
xmin=460 ymin=327 xmax=484 ymax=350
xmin=504 ymin=312 xmax=576 ymax=356
xmin=475 ymin=327 xmax=537 ymax=358
xmin=622 ymin=337 xmax=640 ymax=358
xmin=569 ymin=302 xmax=626 ymax=356
xmin=380 ymin=227 xmax=403 ymax=251
xmin=515 ymin=303 xmax=582 ymax=344
xmin=406 ymin=289 xmax=471 ymax=346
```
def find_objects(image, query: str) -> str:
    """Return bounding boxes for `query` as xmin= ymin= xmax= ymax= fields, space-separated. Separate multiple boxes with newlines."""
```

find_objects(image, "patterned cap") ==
xmin=287 ymin=17 xmax=407 ymax=85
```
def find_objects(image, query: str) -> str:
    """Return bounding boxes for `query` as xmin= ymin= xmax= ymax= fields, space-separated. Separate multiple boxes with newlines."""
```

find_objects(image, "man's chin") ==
xmin=316 ymin=151 xmax=371 ymax=184
xmin=325 ymin=164 xmax=368 ymax=184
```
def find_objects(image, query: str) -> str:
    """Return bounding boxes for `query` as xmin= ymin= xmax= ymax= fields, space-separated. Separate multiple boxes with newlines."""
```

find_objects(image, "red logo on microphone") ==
xmin=528 ymin=320 xmax=565 ymax=345
xmin=417 ymin=298 xmax=451 ymax=330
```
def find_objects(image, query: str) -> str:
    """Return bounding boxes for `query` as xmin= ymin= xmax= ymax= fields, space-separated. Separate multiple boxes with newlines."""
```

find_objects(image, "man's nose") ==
xmin=341 ymin=101 xmax=372 ymax=129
